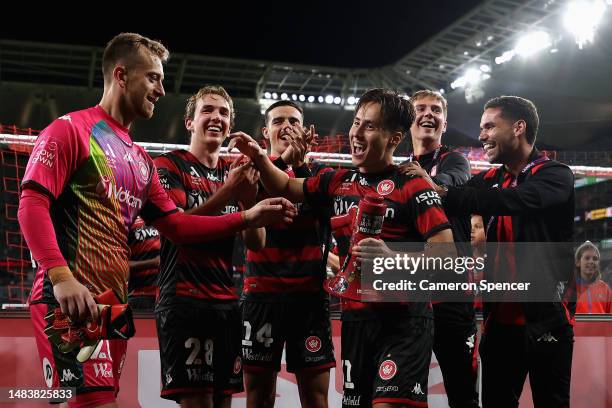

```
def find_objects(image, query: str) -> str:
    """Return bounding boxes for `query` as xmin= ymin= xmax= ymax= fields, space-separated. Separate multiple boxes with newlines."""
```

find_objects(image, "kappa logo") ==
xmin=378 ymin=359 xmax=397 ymax=380
xmin=165 ymin=373 xmax=173 ymax=385
xmin=412 ymin=382 xmax=425 ymax=395
xmin=61 ymin=369 xmax=80 ymax=382
xmin=377 ymin=180 xmax=395 ymax=196
xmin=206 ymin=172 xmax=221 ymax=182
xmin=358 ymin=177 xmax=369 ymax=186
xmin=59 ymin=114 xmax=72 ymax=122
xmin=305 ymin=336 xmax=322 ymax=353
xmin=233 ymin=356 xmax=242 ymax=375
xmin=42 ymin=357 xmax=54 ymax=387
xmin=537 ymin=332 xmax=558 ymax=343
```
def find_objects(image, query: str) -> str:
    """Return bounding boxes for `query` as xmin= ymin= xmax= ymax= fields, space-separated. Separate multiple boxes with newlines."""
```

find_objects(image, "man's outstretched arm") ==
xmin=228 ymin=131 xmax=306 ymax=202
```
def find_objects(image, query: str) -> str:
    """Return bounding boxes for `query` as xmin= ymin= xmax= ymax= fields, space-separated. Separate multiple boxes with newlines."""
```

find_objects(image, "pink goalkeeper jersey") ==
xmin=22 ymin=105 xmax=177 ymax=303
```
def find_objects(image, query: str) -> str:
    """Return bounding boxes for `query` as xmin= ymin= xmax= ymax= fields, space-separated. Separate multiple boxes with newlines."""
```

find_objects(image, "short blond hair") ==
xmin=410 ymin=90 xmax=448 ymax=118
xmin=184 ymin=85 xmax=235 ymax=128
xmin=102 ymin=33 xmax=169 ymax=82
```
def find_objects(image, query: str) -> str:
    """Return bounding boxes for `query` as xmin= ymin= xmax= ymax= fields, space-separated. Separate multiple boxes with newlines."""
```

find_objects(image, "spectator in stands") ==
xmin=576 ymin=241 xmax=612 ymax=314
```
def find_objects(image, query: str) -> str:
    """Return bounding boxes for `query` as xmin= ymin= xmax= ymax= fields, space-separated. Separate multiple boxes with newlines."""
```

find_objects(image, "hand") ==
xmin=228 ymin=132 xmax=266 ymax=160
xmin=398 ymin=161 xmax=437 ymax=190
xmin=353 ymin=238 xmax=394 ymax=263
xmin=280 ymin=125 xmax=316 ymax=167
xmin=227 ymin=155 xmax=260 ymax=206
xmin=242 ymin=197 xmax=297 ymax=228
xmin=50 ymin=266 xmax=99 ymax=323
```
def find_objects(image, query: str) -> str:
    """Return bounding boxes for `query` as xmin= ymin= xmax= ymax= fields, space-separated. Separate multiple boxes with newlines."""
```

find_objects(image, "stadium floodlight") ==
xmin=347 ymin=96 xmax=356 ymax=105
xmin=563 ymin=0 xmax=607 ymax=49
xmin=318 ymin=96 xmax=324 ymax=103
xmin=333 ymin=97 xmax=342 ymax=105
xmin=299 ymin=95 xmax=306 ymax=102
xmin=495 ymin=50 xmax=516 ymax=64
xmin=264 ymin=92 xmax=271 ymax=99
xmin=515 ymin=31 xmax=552 ymax=57
xmin=480 ymin=64 xmax=491 ymax=73
xmin=451 ymin=67 xmax=489 ymax=89
xmin=291 ymin=94 xmax=298 ymax=101
xmin=308 ymin=96 xmax=315 ymax=103
xmin=272 ymin=92 xmax=278 ymax=99
xmin=439 ymin=88 xmax=445 ymax=94
xmin=325 ymin=95 xmax=334 ymax=104
xmin=281 ymin=93 xmax=288 ymax=100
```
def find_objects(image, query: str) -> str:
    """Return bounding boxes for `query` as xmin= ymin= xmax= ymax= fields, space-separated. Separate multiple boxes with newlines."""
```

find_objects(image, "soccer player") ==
xmin=421 ymin=96 xmax=575 ymax=407
xmin=127 ymin=216 xmax=160 ymax=312
xmin=230 ymin=88 xmax=455 ymax=407
xmin=18 ymin=33 xmax=295 ymax=408
xmin=241 ymin=100 xmax=335 ymax=408
xmin=154 ymin=85 xmax=265 ymax=407
xmin=401 ymin=90 xmax=478 ymax=407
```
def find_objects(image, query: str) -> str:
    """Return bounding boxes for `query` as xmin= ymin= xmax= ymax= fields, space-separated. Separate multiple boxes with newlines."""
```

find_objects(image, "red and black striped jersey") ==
xmin=127 ymin=217 xmax=160 ymax=298
xmin=243 ymin=160 xmax=328 ymax=302
xmin=154 ymin=150 xmax=240 ymax=309
xmin=304 ymin=165 xmax=451 ymax=320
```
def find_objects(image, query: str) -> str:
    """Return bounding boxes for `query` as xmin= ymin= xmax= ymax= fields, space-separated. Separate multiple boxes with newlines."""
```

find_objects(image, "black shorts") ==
xmin=156 ymin=303 xmax=243 ymax=401
xmin=341 ymin=315 xmax=434 ymax=407
xmin=240 ymin=299 xmax=335 ymax=373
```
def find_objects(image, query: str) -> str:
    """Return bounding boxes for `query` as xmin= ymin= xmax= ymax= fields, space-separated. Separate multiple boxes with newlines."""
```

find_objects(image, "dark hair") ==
xmin=410 ymin=89 xmax=448 ymax=118
xmin=102 ymin=33 xmax=169 ymax=82
xmin=184 ymin=85 xmax=235 ymax=128
xmin=264 ymin=100 xmax=304 ymax=126
xmin=484 ymin=96 xmax=539 ymax=145
xmin=356 ymin=88 xmax=415 ymax=137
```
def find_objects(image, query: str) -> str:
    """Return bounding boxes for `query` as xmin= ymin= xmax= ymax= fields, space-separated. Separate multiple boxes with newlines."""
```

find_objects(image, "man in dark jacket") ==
xmin=406 ymin=95 xmax=575 ymax=408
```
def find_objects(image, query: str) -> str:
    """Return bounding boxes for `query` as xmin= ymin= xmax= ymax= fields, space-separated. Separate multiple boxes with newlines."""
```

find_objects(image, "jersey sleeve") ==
xmin=21 ymin=117 xmax=86 ymax=199
xmin=406 ymin=177 xmax=451 ymax=240
xmin=153 ymin=155 xmax=187 ymax=208
xmin=303 ymin=169 xmax=341 ymax=213
xmin=446 ymin=163 xmax=574 ymax=216
xmin=432 ymin=151 xmax=471 ymax=187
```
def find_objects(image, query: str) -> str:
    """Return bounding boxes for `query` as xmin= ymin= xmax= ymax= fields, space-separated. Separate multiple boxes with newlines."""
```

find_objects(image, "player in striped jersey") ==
xmin=230 ymin=88 xmax=455 ymax=407
xmin=127 ymin=216 xmax=160 ymax=311
xmin=241 ymin=100 xmax=335 ymax=408
xmin=154 ymin=86 xmax=268 ymax=406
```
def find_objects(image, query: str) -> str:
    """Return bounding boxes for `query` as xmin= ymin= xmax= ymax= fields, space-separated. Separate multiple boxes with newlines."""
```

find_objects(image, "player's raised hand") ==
xmin=228 ymin=131 xmax=266 ymax=160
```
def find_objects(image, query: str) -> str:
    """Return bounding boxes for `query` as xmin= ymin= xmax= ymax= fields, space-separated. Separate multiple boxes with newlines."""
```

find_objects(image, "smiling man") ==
xmin=18 ymin=35 xmax=295 ymax=408
xmin=400 ymin=90 xmax=478 ymax=408
xmin=424 ymin=96 xmax=576 ymax=408
xmin=229 ymin=88 xmax=455 ymax=408
xmin=154 ymin=85 xmax=267 ymax=407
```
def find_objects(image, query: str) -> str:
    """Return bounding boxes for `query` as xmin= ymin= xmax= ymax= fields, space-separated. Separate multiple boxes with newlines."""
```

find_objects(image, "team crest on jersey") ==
xmin=305 ymin=336 xmax=322 ymax=353
xmin=138 ymin=161 xmax=149 ymax=181
xmin=378 ymin=359 xmax=397 ymax=380
xmin=377 ymin=180 xmax=395 ymax=196
xmin=233 ymin=357 xmax=242 ymax=374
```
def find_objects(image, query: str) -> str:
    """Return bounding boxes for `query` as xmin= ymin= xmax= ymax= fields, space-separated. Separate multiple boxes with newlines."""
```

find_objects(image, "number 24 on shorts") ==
xmin=242 ymin=321 xmax=273 ymax=347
